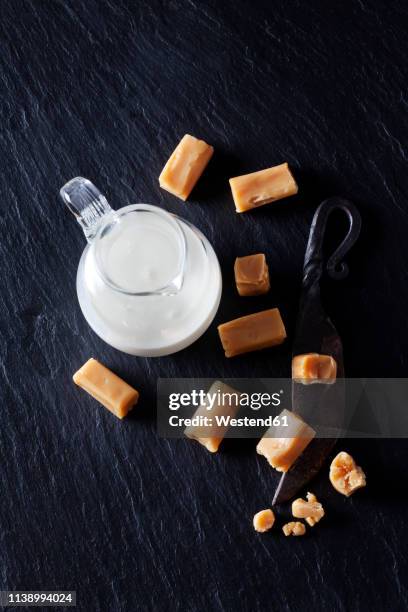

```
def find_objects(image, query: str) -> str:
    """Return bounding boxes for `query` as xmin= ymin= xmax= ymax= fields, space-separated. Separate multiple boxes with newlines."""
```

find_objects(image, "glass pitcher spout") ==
xmin=60 ymin=177 xmax=114 ymax=242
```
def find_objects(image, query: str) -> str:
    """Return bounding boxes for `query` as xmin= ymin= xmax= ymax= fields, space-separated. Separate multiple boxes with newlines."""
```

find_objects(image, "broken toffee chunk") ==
xmin=159 ymin=134 xmax=214 ymax=201
xmin=329 ymin=451 xmax=366 ymax=497
xmin=292 ymin=353 xmax=337 ymax=384
xmin=218 ymin=308 xmax=286 ymax=358
xmin=234 ymin=253 xmax=270 ymax=296
xmin=282 ymin=521 xmax=306 ymax=537
xmin=229 ymin=162 xmax=298 ymax=213
xmin=184 ymin=381 xmax=240 ymax=453
xmin=253 ymin=509 xmax=275 ymax=533
xmin=256 ymin=409 xmax=315 ymax=473
xmin=292 ymin=492 xmax=325 ymax=527
xmin=73 ymin=358 xmax=139 ymax=419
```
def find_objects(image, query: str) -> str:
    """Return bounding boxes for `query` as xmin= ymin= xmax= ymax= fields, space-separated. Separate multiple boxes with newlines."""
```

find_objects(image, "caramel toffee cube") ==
xmin=234 ymin=253 xmax=270 ymax=296
xmin=229 ymin=162 xmax=298 ymax=213
xmin=292 ymin=353 xmax=337 ymax=384
xmin=159 ymin=134 xmax=214 ymax=201
xmin=256 ymin=409 xmax=315 ymax=472
xmin=73 ymin=358 xmax=139 ymax=419
xmin=184 ymin=381 xmax=240 ymax=453
xmin=218 ymin=308 xmax=286 ymax=358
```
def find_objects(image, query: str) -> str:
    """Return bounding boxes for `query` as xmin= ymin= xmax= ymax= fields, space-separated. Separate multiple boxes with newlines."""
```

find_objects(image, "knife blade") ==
xmin=273 ymin=197 xmax=362 ymax=505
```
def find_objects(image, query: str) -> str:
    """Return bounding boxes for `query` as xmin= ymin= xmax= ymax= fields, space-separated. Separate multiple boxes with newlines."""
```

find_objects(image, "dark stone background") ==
xmin=1 ymin=1 xmax=407 ymax=610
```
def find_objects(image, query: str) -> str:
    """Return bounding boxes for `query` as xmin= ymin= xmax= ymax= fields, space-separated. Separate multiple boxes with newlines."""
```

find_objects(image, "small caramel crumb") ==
xmin=329 ymin=451 xmax=366 ymax=497
xmin=292 ymin=492 xmax=325 ymax=527
xmin=282 ymin=521 xmax=306 ymax=537
xmin=253 ymin=509 xmax=275 ymax=533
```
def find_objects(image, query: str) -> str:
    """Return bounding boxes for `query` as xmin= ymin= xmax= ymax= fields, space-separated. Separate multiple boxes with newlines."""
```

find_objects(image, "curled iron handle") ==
xmin=303 ymin=197 xmax=362 ymax=283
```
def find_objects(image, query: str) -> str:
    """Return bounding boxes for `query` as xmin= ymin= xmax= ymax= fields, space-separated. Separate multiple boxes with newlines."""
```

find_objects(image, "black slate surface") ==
xmin=1 ymin=1 xmax=408 ymax=610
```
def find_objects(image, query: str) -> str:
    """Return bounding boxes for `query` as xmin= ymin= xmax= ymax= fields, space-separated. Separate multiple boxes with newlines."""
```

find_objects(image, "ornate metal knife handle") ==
xmin=303 ymin=197 xmax=362 ymax=284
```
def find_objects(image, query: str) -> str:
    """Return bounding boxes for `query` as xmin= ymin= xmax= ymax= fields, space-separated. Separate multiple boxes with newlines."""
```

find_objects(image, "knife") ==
xmin=272 ymin=197 xmax=362 ymax=505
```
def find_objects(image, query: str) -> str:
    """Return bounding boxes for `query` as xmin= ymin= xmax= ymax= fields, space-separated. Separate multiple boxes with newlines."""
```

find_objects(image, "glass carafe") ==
xmin=60 ymin=177 xmax=222 ymax=356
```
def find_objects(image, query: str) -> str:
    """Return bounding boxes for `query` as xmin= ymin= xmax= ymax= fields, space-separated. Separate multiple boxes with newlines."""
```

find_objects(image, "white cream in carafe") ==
xmin=61 ymin=177 xmax=222 ymax=357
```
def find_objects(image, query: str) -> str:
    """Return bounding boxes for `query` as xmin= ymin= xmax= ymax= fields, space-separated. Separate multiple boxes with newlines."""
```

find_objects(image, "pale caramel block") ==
xmin=234 ymin=253 xmax=270 ymax=296
xmin=218 ymin=308 xmax=286 ymax=358
xmin=159 ymin=134 xmax=214 ymax=200
xmin=73 ymin=358 xmax=139 ymax=419
xmin=229 ymin=162 xmax=298 ymax=213
xmin=253 ymin=509 xmax=275 ymax=533
xmin=292 ymin=353 xmax=337 ymax=384
xmin=184 ymin=381 xmax=240 ymax=452
xmin=256 ymin=409 xmax=315 ymax=473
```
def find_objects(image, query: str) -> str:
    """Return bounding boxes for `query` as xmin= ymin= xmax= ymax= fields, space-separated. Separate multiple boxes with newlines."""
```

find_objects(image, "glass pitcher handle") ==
xmin=60 ymin=177 xmax=113 ymax=242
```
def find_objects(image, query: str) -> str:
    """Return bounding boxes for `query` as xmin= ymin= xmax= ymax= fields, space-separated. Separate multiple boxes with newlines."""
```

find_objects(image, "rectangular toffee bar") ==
xmin=218 ymin=308 xmax=286 ymax=357
xmin=159 ymin=134 xmax=214 ymax=201
xmin=256 ymin=409 xmax=316 ymax=472
xmin=73 ymin=358 xmax=139 ymax=419
xmin=184 ymin=381 xmax=240 ymax=452
xmin=229 ymin=162 xmax=298 ymax=212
